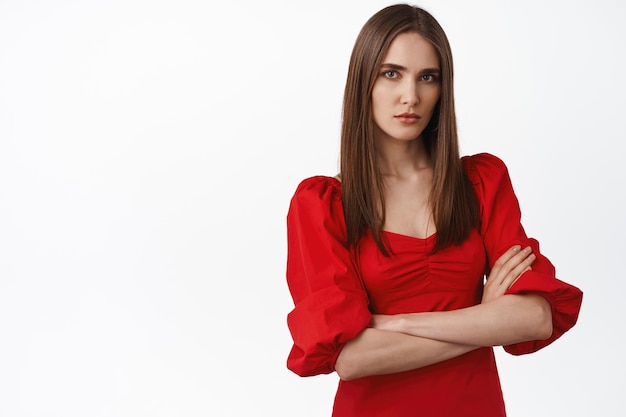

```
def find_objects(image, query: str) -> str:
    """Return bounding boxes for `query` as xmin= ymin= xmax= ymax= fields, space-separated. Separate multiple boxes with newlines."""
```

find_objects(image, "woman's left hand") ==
xmin=481 ymin=245 xmax=535 ymax=304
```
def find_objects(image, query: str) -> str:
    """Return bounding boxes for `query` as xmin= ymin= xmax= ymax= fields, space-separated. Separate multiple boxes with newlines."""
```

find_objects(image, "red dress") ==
xmin=285 ymin=153 xmax=583 ymax=416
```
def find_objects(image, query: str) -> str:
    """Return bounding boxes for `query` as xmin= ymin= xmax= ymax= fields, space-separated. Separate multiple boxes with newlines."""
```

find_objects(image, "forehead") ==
xmin=382 ymin=32 xmax=440 ymax=69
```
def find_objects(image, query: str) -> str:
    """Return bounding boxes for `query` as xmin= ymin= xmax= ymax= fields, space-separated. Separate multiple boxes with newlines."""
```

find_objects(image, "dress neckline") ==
xmin=381 ymin=229 xmax=437 ymax=242
xmin=325 ymin=176 xmax=437 ymax=242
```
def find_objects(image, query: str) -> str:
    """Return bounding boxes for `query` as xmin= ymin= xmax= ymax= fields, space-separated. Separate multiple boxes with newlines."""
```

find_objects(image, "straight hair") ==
xmin=340 ymin=3 xmax=479 ymax=254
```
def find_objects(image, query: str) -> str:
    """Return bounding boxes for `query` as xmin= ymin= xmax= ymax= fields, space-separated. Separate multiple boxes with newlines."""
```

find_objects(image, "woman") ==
xmin=285 ymin=4 xmax=583 ymax=416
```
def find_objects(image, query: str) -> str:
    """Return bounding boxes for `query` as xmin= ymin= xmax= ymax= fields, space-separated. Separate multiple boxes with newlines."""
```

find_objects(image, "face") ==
xmin=371 ymin=32 xmax=441 ymax=144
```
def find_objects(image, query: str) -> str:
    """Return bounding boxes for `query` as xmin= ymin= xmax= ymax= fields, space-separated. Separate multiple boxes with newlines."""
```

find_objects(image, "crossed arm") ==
xmin=334 ymin=245 xmax=553 ymax=381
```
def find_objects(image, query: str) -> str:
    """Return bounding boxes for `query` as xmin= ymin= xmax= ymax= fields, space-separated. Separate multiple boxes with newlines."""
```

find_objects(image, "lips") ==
xmin=395 ymin=113 xmax=420 ymax=123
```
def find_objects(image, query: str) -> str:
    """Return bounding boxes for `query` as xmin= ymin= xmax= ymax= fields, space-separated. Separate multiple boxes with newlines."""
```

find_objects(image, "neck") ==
xmin=376 ymin=136 xmax=431 ymax=179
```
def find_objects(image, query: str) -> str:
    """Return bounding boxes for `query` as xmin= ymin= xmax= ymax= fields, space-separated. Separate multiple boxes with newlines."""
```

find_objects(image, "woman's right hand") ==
xmin=481 ymin=245 xmax=536 ymax=304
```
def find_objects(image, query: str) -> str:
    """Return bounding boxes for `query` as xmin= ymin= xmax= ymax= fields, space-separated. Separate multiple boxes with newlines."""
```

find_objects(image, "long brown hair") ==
xmin=340 ymin=3 xmax=479 ymax=254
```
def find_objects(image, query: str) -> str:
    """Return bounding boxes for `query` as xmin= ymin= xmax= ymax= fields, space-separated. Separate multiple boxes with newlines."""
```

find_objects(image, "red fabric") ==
xmin=286 ymin=177 xmax=372 ymax=376
xmin=464 ymin=153 xmax=583 ymax=355
xmin=285 ymin=153 xmax=583 ymax=416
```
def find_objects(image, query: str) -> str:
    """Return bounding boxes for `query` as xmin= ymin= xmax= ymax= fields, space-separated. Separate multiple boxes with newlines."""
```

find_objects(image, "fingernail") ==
xmin=513 ymin=245 xmax=521 ymax=251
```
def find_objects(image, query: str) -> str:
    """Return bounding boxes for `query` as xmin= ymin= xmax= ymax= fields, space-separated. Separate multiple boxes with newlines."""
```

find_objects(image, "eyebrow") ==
xmin=380 ymin=63 xmax=441 ymax=73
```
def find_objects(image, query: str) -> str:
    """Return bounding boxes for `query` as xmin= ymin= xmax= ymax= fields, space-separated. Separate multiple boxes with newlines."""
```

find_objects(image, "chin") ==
xmin=395 ymin=132 xmax=424 ymax=142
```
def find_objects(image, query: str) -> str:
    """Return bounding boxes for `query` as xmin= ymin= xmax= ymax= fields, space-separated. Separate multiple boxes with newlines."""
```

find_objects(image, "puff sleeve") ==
xmin=285 ymin=176 xmax=372 ymax=376
xmin=463 ymin=153 xmax=583 ymax=355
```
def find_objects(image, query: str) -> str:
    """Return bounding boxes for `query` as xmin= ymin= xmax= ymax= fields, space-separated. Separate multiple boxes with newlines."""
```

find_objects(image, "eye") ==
xmin=382 ymin=70 xmax=399 ymax=79
xmin=421 ymin=73 xmax=439 ymax=82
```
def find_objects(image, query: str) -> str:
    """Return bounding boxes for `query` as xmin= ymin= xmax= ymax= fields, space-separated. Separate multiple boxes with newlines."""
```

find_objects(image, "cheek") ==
xmin=424 ymin=89 xmax=441 ymax=112
xmin=372 ymin=81 xmax=396 ymax=106
xmin=371 ymin=89 xmax=387 ymax=119
xmin=371 ymin=87 xmax=385 ymax=109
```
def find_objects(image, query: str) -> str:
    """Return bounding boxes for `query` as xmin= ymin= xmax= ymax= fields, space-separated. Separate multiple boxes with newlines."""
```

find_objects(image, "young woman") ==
xmin=285 ymin=4 xmax=583 ymax=416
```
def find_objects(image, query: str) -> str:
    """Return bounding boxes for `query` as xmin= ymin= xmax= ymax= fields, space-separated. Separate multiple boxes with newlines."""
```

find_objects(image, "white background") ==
xmin=0 ymin=0 xmax=624 ymax=416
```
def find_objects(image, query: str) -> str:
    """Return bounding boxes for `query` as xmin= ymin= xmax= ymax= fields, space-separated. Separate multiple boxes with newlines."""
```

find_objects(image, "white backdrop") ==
xmin=0 ymin=0 xmax=624 ymax=416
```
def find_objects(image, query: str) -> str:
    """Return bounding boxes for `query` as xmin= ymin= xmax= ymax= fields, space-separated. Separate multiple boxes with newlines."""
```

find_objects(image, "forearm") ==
xmin=334 ymin=328 xmax=477 ymax=381
xmin=376 ymin=294 xmax=553 ymax=347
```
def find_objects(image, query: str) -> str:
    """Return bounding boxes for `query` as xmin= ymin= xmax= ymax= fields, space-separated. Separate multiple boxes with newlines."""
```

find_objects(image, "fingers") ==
xmin=482 ymin=245 xmax=537 ymax=304
xmin=493 ymin=245 xmax=535 ymax=287
xmin=492 ymin=245 xmax=522 ymax=270
xmin=505 ymin=253 xmax=534 ymax=288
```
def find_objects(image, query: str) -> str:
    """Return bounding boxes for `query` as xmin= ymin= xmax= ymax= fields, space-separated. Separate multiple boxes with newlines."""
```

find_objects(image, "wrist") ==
xmin=397 ymin=312 xmax=425 ymax=335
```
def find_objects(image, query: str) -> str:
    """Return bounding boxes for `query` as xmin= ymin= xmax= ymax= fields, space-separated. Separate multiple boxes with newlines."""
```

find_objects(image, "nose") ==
xmin=400 ymin=81 xmax=419 ymax=106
